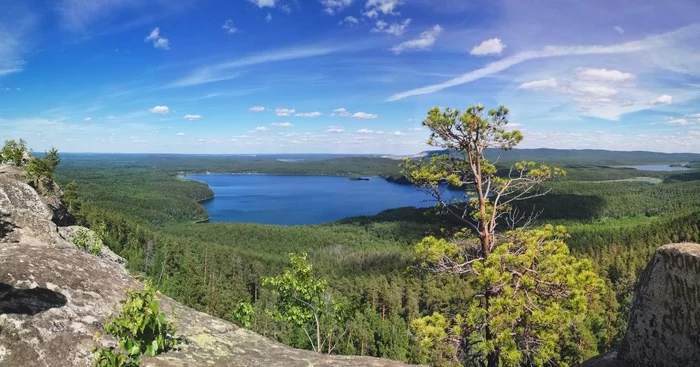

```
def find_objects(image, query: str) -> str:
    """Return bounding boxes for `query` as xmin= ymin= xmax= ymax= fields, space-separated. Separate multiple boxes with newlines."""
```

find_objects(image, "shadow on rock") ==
xmin=0 ymin=283 xmax=67 ymax=315
xmin=0 ymin=212 xmax=17 ymax=238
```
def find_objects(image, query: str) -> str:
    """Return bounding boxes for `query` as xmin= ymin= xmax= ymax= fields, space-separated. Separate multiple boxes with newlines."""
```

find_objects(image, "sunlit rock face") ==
xmin=618 ymin=243 xmax=700 ymax=367
xmin=0 ymin=165 xmax=413 ymax=367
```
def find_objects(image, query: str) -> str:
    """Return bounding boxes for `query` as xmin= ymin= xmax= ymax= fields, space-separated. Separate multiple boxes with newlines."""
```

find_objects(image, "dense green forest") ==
xmin=56 ymin=151 xmax=700 ymax=365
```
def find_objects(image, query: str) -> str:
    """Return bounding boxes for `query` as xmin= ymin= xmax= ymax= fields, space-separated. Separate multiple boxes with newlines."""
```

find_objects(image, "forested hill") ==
xmin=399 ymin=148 xmax=700 ymax=166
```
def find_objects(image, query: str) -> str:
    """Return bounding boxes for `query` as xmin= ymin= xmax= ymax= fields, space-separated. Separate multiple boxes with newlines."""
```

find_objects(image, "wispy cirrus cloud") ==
xmin=388 ymin=24 xmax=700 ymax=101
xmin=169 ymin=45 xmax=344 ymax=87
xmin=0 ymin=3 xmax=35 ymax=78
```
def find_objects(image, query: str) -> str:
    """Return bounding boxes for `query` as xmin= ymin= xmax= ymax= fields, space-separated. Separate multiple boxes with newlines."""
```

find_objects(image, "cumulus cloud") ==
xmin=275 ymin=107 xmax=296 ymax=116
xmin=295 ymin=111 xmax=322 ymax=118
xmin=666 ymin=118 xmax=688 ymax=126
xmin=326 ymin=125 xmax=344 ymax=132
xmin=266 ymin=13 xmax=272 ymax=22
xmin=145 ymin=28 xmax=170 ymax=50
xmin=272 ymin=122 xmax=293 ymax=127
xmin=518 ymin=78 xmax=558 ymax=90
xmin=650 ymin=94 xmax=673 ymax=105
xmin=176 ymin=132 xmax=185 ymax=136
xmin=321 ymin=0 xmax=353 ymax=14
xmin=576 ymin=68 xmax=635 ymax=82
xmin=364 ymin=0 xmax=403 ymax=18
xmin=149 ymin=105 xmax=170 ymax=115
xmin=84 ymin=117 xmax=92 ymax=122
xmin=222 ymin=19 xmax=238 ymax=34
xmin=248 ymin=0 xmax=277 ymax=8
xmin=356 ymin=128 xmax=376 ymax=134
xmin=390 ymin=25 xmax=442 ymax=54
xmin=372 ymin=19 xmax=411 ymax=36
xmin=352 ymin=112 xmax=378 ymax=119
xmin=254 ymin=126 xmax=269 ymax=132
xmin=331 ymin=108 xmax=351 ymax=117
xmin=470 ymin=38 xmax=505 ymax=56
xmin=339 ymin=16 xmax=359 ymax=26
xmin=183 ymin=114 xmax=202 ymax=121
xmin=250 ymin=106 xmax=266 ymax=112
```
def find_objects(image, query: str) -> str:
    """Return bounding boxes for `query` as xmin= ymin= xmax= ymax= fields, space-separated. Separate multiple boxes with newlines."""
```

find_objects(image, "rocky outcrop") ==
xmin=0 ymin=164 xmax=411 ymax=366
xmin=583 ymin=243 xmax=700 ymax=367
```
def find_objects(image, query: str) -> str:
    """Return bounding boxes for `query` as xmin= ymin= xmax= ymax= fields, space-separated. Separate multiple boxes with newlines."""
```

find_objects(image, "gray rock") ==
xmin=617 ymin=243 xmax=700 ymax=367
xmin=0 ymin=163 xmax=413 ymax=366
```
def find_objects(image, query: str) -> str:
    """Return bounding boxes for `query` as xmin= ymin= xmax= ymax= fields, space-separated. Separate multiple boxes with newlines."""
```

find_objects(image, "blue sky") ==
xmin=1 ymin=0 xmax=699 ymax=154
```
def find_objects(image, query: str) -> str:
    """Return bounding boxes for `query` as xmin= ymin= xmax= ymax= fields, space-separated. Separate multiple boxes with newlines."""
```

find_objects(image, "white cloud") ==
xmin=176 ymin=132 xmax=185 ymax=136
xmin=357 ymin=128 xmax=376 ymax=134
xmin=326 ymin=125 xmax=344 ymax=132
xmin=222 ymin=19 xmax=238 ymax=34
xmin=149 ymin=105 xmax=170 ymax=115
xmin=470 ymin=38 xmax=505 ymax=56
xmin=364 ymin=0 xmax=403 ymax=18
xmin=352 ymin=112 xmax=378 ymax=119
xmin=387 ymin=26 xmax=684 ymax=101
xmin=667 ymin=118 xmax=688 ymax=126
xmin=614 ymin=26 xmax=625 ymax=34
xmin=145 ymin=28 xmax=170 ymax=50
xmin=248 ymin=0 xmax=277 ymax=8
xmin=254 ymin=126 xmax=269 ymax=132
xmin=250 ymin=106 xmax=266 ymax=112
xmin=84 ymin=117 xmax=92 ymax=122
xmin=170 ymin=45 xmax=342 ymax=87
xmin=272 ymin=122 xmax=293 ymax=127
xmin=266 ymin=13 xmax=273 ymax=22
xmin=295 ymin=111 xmax=322 ymax=118
xmin=183 ymin=114 xmax=202 ymax=121
xmin=650 ymin=94 xmax=673 ymax=105
xmin=331 ymin=108 xmax=351 ymax=117
xmin=577 ymin=68 xmax=635 ymax=82
xmin=518 ymin=78 xmax=558 ymax=90
xmin=392 ymin=131 xmax=405 ymax=136
xmin=339 ymin=16 xmax=359 ymax=26
xmin=275 ymin=108 xmax=296 ymax=116
xmin=321 ymin=0 xmax=353 ymax=14
xmin=390 ymin=25 xmax=442 ymax=54
xmin=372 ymin=18 xmax=411 ymax=36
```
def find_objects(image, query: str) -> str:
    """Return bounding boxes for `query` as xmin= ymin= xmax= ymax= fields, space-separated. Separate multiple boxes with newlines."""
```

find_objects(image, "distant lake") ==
xmin=623 ymin=165 xmax=690 ymax=171
xmin=185 ymin=174 xmax=458 ymax=225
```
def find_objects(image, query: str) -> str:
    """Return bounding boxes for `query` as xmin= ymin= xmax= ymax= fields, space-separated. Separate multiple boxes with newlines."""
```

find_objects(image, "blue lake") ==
xmin=185 ymin=174 xmax=457 ymax=225
xmin=623 ymin=165 xmax=690 ymax=171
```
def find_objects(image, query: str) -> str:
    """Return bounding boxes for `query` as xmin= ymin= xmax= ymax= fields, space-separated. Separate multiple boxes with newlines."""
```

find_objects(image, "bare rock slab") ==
xmin=618 ymin=243 xmax=700 ymax=367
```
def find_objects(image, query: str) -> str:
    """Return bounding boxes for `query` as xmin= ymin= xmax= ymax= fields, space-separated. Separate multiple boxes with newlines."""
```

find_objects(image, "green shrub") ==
xmin=71 ymin=228 xmax=103 ymax=255
xmin=93 ymin=283 xmax=178 ymax=366
xmin=0 ymin=139 xmax=30 ymax=166
xmin=230 ymin=301 xmax=255 ymax=328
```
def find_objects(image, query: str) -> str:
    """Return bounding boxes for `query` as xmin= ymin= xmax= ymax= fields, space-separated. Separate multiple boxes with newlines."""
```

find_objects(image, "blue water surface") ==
xmin=622 ymin=165 xmax=690 ymax=171
xmin=185 ymin=174 xmax=457 ymax=225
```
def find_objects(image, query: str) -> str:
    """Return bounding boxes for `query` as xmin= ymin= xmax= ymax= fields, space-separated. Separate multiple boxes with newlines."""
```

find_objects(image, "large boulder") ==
xmin=618 ymin=243 xmax=700 ymax=366
xmin=0 ymin=163 xmax=412 ymax=366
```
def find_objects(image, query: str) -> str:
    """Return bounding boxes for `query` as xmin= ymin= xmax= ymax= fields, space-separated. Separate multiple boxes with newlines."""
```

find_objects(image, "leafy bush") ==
xmin=71 ymin=228 xmax=103 ymax=255
xmin=230 ymin=301 xmax=255 ymax=328
xmin=93 ymin=283 xmax=178 ymax=366
xmin=0 ymin=139 xmax=30 ymax=166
